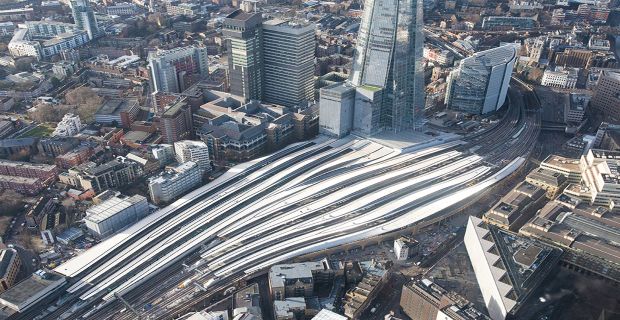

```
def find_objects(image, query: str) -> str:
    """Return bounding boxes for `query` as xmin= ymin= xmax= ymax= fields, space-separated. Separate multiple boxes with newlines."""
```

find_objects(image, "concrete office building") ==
xmin=151 ymin=144 xmax=175 ymax=166
xmin=591 ymin=71 xmax=620 ymax=120
xmin=483 ymin=181 xmax=546 ymax=231
xmin=94 ymin=98 xmax=140 ymax=128
xmin=148 ymin=46 xmax=209 ymax=93
xmin=269 ymin=261 xmax=330 ymax=301
xmin=318 ymin=82 xmax=356 ymax=137
xmin=349 ymin=0 xmax=425 ymax=134
xmin=70 ymin=0 xmax=99 ymax=40
xmin=464 ymin=216 xmax=561 ymax=320
xmin=568 ymin=149 xmax=620 ymax=208
xmin=174 ymin=140 xmax=211 ymax=172
xmin=159 ymin=100 xmax=193 ymax=143
xmin=520 ymin=193 xmax=620 ymax=283
xmin=273 ymin=297 xmax=310 ymax=320
xmin=540 ymin=155 xmax=582 ymax=183
xmin=0 ymin=270 xmax=66 ymax=312
xmin=149 ymin=161 xmax=202 ymax=204
xmin=84 ymin=194 xmax=148 ymax=237
xmin=445 ymin=45 xmax=517 ymax=115
xmin=262 ymin=19 xmax=315 ymax=107
xmin=541 ymin=67 xmax=578 ymax=89
xmin=525 ymin=167 xmax=568 ymax=199
xmin=223 ymin=10 xmax=263 ymax=101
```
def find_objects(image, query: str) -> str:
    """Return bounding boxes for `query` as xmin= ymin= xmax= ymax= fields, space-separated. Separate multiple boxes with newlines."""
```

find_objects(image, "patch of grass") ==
xmin=18 ymin=124 xmax=54 ymax=138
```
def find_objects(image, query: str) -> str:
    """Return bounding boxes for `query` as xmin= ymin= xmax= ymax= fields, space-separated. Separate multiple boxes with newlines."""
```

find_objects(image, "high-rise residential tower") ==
xmin=445 ymin=45 xmax=517 ymax=115
xmin=349 ymin=0 xmax=425 ymax=134
xmin=262 ymin=19 xmax=315 ymax=107
xmin=70 ymin=0 xmax=99 ymax=40
xmin=148 ymin=46 xmax=209 ymax=93
xmin=223 ymin=9 xmax=263 ymax=101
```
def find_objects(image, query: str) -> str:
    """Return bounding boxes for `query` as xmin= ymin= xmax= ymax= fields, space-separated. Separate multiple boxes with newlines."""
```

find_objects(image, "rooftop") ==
xmin=96 ymin=99 xmax=138 ymax=116
xmin=0 ymin=249 xmax=17 ymax=280
xmin=274 ymin=297 xmax=306 ymax=318
xmin=269 ymin=261 xmax=325 ymax=288
xmin=0 ymin=138 xmax=36 ymax=148
xmin=541 ymin=155 xmax=580 ymax=173
xmin=162 ymin=100 xmax=188 ymax=117
xmin=233 ymin=283 xmax=261 ymax=315
xmin=466 ymin=216 xmax=562 ymax=317
xmin=226 ymin=9 xmax=259 ymax=21
xmin=0 ymin=160 xmax=56 ymax=174
xmin=312 ymin=309 xmax=347 ymax=320
xmin=0 ymin=270 xmax=65 ymax=310
xmin=85 ymin=195 xmax=146 ymax=224
xmin=527 ymin=167 xmax=567 ymax=187
xmin=463 ymin=44 xmax=517 ymax=68
xmin=0 ymin=175 xmax=39 ymax=185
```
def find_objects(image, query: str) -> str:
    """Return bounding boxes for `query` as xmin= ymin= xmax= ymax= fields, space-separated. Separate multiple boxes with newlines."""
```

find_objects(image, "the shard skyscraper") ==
xmin=350 ymin=0 xmax=424 ymax=134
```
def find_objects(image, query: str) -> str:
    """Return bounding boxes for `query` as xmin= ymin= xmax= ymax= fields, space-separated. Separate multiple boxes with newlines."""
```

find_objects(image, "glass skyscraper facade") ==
xmin=223 ymin=10 xmax=264 ymax=102
xmin=350 ymin=0 xmax=424 ymax=134
xmin=445 ymin=45 xmax=517 ymax=115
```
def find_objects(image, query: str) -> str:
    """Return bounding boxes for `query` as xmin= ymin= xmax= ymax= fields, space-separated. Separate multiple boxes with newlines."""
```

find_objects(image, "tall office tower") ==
xmin=159 ymin=100 xmax=193 ymax=144
xmin=591 ymin=71 xmax=620 ymax=120
xmin=445 ymin=45 xmax=517 ymax=115
xmin=148 ymin=46 xmax=209 ymax=93
xmin=70 ymin=0 xmax=99 ymax=40
xmin=223 ymin=10 xmax=263 ymax=102
xmin=350 ymin=0 xmax=425 ymax=134
xmin=262 ymin=19 xmax=315 ymax=107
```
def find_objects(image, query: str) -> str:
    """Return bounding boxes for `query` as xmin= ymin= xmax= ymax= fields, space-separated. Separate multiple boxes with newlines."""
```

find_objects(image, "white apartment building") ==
xmin=541 ymin=67 xmax=578 ymax=89
xmin=149 ymin=161 xmax=201 ymax=204
xmin=394 ymin=238 xmax=409 ymax=261
xmin=8 ymin=26 xmax=89 ymax=60
xmin=52 ymin=113 xmax=82 ymax=137
xmin=8 ymin=29 xmax=41 ymax=58
xmin=84 ymin=194 xmax=148 ymax=237
xmin=151 ymin=144 xmax=175 ymax=166
xmin=174 ymin=140 xmax=211 ymax=172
